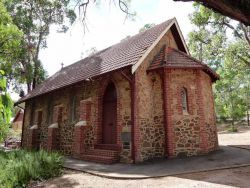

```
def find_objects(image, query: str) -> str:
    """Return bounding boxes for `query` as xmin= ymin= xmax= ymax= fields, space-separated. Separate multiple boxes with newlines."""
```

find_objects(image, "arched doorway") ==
xmin=102 ymin=82 xmax=117 ymax=144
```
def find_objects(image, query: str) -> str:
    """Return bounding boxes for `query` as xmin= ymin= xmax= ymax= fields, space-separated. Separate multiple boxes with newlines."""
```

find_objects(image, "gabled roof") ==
xmin=12 ymin=109 xmax=24 ymax=123
xmin=148 ymin=47 xmax=219 ymax=82
xmin=17 ymin=18 xmax=187 ymax=104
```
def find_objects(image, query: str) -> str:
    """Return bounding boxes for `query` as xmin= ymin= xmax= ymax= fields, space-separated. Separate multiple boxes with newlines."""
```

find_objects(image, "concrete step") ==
xmin=94 ymin=144 xmax=120 ymax=151
xmin=85 ymin=149 xmax=118 ymax=157
xmin=81 ymin=154 xmax=119 ymax=164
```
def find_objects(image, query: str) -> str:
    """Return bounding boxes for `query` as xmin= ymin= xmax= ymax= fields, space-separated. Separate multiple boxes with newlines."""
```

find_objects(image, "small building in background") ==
xmin=12 ymin=109 xmax=24 ymax=131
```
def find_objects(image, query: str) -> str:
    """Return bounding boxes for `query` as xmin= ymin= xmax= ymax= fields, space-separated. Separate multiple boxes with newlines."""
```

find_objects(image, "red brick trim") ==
xmin=96 ymin=76 xmax=122 ymax=146
xmin=132 ymin=72 xmax=140 ymax=162
xmin=209 ymin=77 xmax=219 ymax=148
xmin=73 ymin=126 xmax=86 ymax=157
xmin=79 ymin=100 xmax=92 ymax=122
xmin=196 ymin=70 xmax=209 ymax=153
xmin=47 ymin=128 xmax=60 ymax=151
xmin=163 ymin=67 xmax=175 ymax=158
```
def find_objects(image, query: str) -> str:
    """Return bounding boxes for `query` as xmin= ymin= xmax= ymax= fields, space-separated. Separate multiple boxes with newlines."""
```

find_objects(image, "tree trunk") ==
xmin=232 ymin=117 xmax=235 ymax=131
xmin=27 ymin=82 xmax=31 ymax=93
xmin=247 ymin=110 xmax=250 ymax=126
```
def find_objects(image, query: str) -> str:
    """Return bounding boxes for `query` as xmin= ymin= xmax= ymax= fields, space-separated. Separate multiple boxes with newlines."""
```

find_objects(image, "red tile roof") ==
xmin=17 ymin=19 xmax=174 ymax=104
xmin=148 ymin=47 xmax=219 ymax=81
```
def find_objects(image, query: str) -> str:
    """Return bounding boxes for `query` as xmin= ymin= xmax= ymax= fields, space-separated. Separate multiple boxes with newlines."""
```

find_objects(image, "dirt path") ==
xmin=218 ymin=127 xmax=250 ymax=146
xmin=32 ymin=127 xmax=250 ymax=188
xmin=32 ymin=166 xmax=250 ymax=188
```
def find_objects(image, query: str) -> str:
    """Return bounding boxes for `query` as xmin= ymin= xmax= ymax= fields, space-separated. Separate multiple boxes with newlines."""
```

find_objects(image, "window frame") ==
xmin=181 ymin=87 xmax=189 ymax=114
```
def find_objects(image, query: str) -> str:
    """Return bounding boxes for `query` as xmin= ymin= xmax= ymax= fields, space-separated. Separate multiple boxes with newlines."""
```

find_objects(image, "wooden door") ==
xmin=102 ymin=82 xmax=117 ymax=144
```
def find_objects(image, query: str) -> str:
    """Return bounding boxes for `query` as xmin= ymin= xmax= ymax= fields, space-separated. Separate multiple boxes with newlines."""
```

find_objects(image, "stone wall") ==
xmin=200 ymin=72 xmax=218 ymax=152
xmin=22 ymin=69 xmax=132 ymax=163
xmin=166 ymin=69 xmax=218 ymax=157
xmin=135 ymin=30 xmax=177 ymax=161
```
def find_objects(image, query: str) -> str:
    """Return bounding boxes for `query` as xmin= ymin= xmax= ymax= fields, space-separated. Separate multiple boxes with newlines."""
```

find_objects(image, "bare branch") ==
xmin=239 ymin=23 xmax=250 ymax=48
xmin=76 ymin=0 xmax=135 ymax=32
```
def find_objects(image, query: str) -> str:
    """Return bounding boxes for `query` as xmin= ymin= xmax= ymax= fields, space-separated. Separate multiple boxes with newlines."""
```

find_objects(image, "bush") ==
xmin=228 ymin=126 xmax=238 ymax=132
xmin=0 ymin=149 xmax=63 ymax=187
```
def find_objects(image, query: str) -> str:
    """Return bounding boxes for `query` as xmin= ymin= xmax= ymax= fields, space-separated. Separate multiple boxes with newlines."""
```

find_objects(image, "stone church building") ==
xmin=16 ymin=18 xmax=219 ymax=164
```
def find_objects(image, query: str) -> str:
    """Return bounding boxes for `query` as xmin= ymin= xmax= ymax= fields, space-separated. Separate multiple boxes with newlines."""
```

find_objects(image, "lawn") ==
xmin=0 ymin=149 xmax=63 ymax=188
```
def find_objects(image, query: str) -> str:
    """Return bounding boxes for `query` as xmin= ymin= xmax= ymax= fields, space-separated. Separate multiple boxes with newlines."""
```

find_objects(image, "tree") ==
xmin=188 ymin=3 xmax=250 ymax=129
xmin=0 ymin=70 xmax=13 ymax=142
xmin=0 ymin=0 xmax=22 ymax=64
xmin=215 ymin=53 xmax=249 ymax=129
xmin=4 ymin=0 xmax=76 ymax=93
xmin=174 ymin=0 xmax=250 ymax=26
xmin=188 ymin=3 xmax=250 ymax=68
xmin=0 ymin=1 xmax=21 ymax=142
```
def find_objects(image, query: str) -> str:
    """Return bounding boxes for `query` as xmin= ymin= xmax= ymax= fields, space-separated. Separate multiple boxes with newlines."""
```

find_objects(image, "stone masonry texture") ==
xmin=22 ymin=30 xmax=218 ymax=163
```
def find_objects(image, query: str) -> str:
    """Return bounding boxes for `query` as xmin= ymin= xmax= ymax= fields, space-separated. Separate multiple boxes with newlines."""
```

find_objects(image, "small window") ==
xmin=181 ymin=87 xmax=188 ymax=113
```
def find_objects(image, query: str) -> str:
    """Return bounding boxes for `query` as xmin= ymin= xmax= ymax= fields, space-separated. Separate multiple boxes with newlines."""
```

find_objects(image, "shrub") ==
xmin=0 ymin=149 xmax=63 ymax=187
xmin=228 ymin=126 xmax=238 ymax=132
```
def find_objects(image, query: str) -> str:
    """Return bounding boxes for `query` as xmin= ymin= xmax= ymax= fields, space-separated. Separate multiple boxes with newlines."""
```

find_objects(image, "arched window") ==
xmin=181 ymin=87 xmax=188 ymax=113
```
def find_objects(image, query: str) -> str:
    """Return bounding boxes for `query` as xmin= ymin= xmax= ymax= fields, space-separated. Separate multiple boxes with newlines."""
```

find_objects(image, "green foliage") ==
xmin=0 ymin=70 xmax=13 ymax=142
xmin=3 ymin=0 xmax=76 ymax=92
xmin=0 ymin=0 xmax=22 ymax=63
xmin=0 ymin=149 xmax=63 ymax=187
xmin=188 ymin=3 xmax=250 ymax=126
xmin=227 ymin=126 xmax=238 ymax=133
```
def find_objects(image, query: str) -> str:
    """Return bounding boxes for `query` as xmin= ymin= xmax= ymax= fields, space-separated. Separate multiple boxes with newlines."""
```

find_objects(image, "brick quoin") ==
xmin=73 ymin=126 xmax=85 ymax=157
xmin=132 ymin=73 xmax=140 ymax=162
xmin=73 ymin=100 xmax=92 ymax=156
xmin=47 ymin=128 xmax=59 ymax=151
xmin=164 ymin=68 xmax=175 ymax=158
xmin=47 ymin=106 xmax=63 ymax=151
xmin=196 ymin=70 xmax=209 ymax=153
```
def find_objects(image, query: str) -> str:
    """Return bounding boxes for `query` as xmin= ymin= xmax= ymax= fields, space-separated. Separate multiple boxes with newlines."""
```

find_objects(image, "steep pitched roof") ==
xmin=16 ymin=18 xmax=178 ymax=104
xmin=12 ymin=109 xmax=24 ymax=123
xmin=148 ymin=47 xmax=219 ymax=82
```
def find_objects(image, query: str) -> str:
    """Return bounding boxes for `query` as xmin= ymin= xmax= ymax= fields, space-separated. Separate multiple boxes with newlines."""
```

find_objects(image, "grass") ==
xmin=0 ymin=149 xmax=64 ymax=188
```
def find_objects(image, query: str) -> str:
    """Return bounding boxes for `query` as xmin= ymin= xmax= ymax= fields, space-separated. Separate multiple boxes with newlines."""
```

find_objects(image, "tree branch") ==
xmin=239 ymin=23 xmax=250 ymax=48
xmin=221 ymin=19 xmax=243 ymax=40
xmin=237 ymin=54 xmax=250 ymax=67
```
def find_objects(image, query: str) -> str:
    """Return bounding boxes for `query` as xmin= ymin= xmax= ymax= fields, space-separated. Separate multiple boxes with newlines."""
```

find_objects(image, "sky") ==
xmin=11 ymin=0 xmax=194 ymax=100
xmin=39 ymin=0 xmax=194 ymax=76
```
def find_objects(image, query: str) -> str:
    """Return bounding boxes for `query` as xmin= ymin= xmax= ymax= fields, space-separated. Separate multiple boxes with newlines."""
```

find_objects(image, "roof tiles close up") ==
xmin=148 ymin=47 xmax=219 ymax=81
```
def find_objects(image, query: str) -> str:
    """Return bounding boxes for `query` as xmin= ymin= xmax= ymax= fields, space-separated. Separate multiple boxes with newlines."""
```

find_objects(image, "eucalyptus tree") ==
xmin=4 ymin=0 xmax=76 ymax=92
xmin=187 ymin=3 xmax=250 ymax=127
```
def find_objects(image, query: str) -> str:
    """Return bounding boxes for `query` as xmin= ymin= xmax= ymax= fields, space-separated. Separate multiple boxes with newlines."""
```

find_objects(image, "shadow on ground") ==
xmin=30 ymin=171 xmax=80 ymax=188
xmin=174 ymin=165 xmax=250 ymax=188
xmin=64 ymin=145 xmax=250 ymax=179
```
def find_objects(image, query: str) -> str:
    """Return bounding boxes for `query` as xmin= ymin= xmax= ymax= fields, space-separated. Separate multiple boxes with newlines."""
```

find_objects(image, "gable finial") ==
xmin=61 ymin=62 xmax=64 ymax=69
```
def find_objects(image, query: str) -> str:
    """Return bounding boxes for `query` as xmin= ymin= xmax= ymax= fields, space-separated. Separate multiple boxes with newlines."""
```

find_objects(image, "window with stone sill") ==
xmin=181 ymin=87 xmax=188 ymax=114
